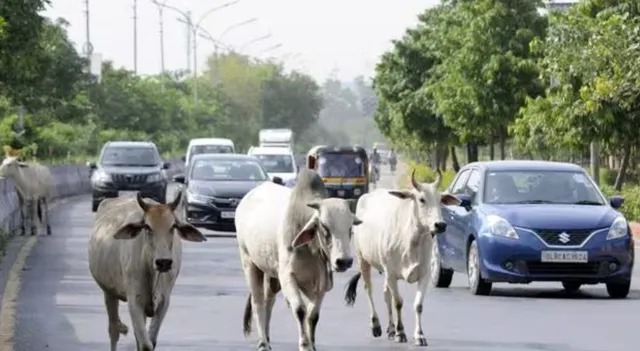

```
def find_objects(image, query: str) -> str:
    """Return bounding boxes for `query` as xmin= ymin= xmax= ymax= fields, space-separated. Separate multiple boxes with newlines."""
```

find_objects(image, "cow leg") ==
xmin=361 ymin=260 xmax=382 ymax=337
xmin=18 ymin=194 xmax=26 ymax=236
xmin=382 ymin=284 xmax=395 ymax=339
xmin=148 ymin=296 xmax=170 ymax=348
xmin=127 ymin=298 xmax=154 ymax=350
xmin=104 ymin=291 xmax=127 ymax=351
xmin=279 ymin=270 xmax=312 ymax=351
xmin=264 ymin=277 xmax=281 ymax=343
xmin=29 ymin=199 xmax=37 ymax=235
xmin=42 ymin=198 xmax=51 ymax=235
xmin=306 ymin=291 xmax=325 ymax=351
xmin=412 ymin=272 xmax=429 ymax=346
xmin=385 ymin=275 xmax=407 ymax=343
xmin=243 ymin=258 xmax=270 ymax=351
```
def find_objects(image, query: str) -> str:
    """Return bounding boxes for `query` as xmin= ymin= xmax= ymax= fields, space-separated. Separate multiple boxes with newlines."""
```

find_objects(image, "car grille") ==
xmin=526 ymin=261 xmax=600 ymax=275
xmin=211 ymin=197 xmax=241 ymax=209
xmin=112 ymin=174 xmax=148 ymax=186
xmin=533 ymin=229 xmax=596 ymax=246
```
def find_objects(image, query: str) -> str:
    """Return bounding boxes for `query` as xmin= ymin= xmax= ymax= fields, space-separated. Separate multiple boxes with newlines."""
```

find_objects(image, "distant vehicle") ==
xmin=88 ymin=141 xmax=170 ymax=212
xmin=259 ymin=128 xmax=294 ymax=149
xmin=172 ymin=154 xmax=273 ymax=232
xmin=306 ymin=145 xmax=369 ymax=200
xmin=431 ymin=160 xmax=634 ymax=298
xmin=248 ymin=145 xmax=298 ymax=184
xmin=183 ymin=138 xmax=235 ymax=169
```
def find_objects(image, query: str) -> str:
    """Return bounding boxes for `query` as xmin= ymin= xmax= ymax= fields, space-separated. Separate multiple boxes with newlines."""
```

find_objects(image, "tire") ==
xmin=92 ymin=199 xmax=100 ymax=212
xmin=467 ymin=240 xmax=492 ymax=296
xmin=562 ymin=281 xmax=582 ymax=293
xmin=606 ymin=280 xmax=631 ymax=299
xmin=157 ymin=191 xmax=167 ymax=204
xmin=430 ymin=240 xmax=453 ymax=288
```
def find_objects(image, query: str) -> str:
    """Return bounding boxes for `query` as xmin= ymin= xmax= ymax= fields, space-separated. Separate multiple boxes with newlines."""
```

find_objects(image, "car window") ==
xmin=449 ymin=169 xmax=471 ymax=194
xmin=100 ymin=146 xmax=160 ymax=167
xmin=190 ymin=159 xmax=268 ymax=181
xmin=253 ymin=154 xmax=295 ymax=173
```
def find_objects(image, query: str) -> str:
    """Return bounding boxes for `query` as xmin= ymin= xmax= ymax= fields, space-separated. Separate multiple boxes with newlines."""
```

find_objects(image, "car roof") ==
xmin=464 ymin=160 xmax=584 ymax=172
xmin=248 ymin=146 xmax=293 ymax=155
xmin=188 ymin=138 xmax=234 ymax=146
xmin=105 ymin=141 xmax=157 ymax=148
xmin=191 ymin=153 xmax=259 ymax=162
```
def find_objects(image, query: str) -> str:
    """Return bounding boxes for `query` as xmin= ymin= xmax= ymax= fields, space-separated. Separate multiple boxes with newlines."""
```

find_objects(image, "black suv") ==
xmin=88 ymin=141 xmax=170 ymax=212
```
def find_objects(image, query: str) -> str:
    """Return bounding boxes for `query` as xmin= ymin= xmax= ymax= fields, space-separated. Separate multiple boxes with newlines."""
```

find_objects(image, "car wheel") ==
xmin=606 ymin=280 xmax=631 ymax=299
xmin=92 ymin=198 xmax=100 ymax=212
xmin=561 ymin=281 xmax=581 ymax=293
xmin=430 ymin=239 xmax=453 ymax=288
xmin=157 ymin=191 xmax=167 ymax=204
xmin=467 ymin=240 xmax=492 ymax=296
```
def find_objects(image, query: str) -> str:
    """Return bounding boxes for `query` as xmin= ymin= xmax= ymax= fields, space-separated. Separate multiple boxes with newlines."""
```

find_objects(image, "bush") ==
xmin=600 ymin=184 xmax=640 ymax=222
xmin=398 ymin=161 xmax=457 ymax=192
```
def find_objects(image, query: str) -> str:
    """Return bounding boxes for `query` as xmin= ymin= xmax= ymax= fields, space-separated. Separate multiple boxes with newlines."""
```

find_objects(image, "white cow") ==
xmin=88 ymin=192 xmax=207 ymax=351
xmin=344 ymin=170 xmax=461 ymax=347
xmin=235 ymin=169 xmax=362 ymax=351
xmin=0 ymin=154 xmax=53 ymax=236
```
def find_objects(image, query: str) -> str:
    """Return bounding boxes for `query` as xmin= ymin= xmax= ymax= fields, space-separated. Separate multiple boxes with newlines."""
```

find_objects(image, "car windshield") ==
xmin=253 ymin=154 xmax=295 ymax=173
xmin=100 ymin=146 xmax=160 ymax=167
xmin=189 ymin=144 xmax=234 ymax=162
xmin=189 ymin=159 xmax=268 ymax=181
xmin=483 ymin=170 xmax=606 ymax=205
xmin=317 ymin=153 xmax=365 ymax=177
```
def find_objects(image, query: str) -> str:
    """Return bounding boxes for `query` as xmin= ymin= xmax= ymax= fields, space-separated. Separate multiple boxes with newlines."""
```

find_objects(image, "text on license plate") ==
xmin=220 ymin=211 xmax=235 ymax=219
xmin=541 ymin=251 xmax=588 ymax=263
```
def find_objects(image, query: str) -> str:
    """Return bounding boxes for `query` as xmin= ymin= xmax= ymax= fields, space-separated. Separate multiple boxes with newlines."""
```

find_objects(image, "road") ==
xmin=3 ymin=165 xmax=640 ymax=351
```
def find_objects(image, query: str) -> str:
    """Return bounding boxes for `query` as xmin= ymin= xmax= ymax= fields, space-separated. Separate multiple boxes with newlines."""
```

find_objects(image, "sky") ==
xmin=43 ymin=0 xmax=440 ymax=83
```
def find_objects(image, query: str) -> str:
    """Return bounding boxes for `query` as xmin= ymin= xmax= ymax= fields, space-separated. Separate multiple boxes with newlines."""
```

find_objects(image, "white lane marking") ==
xmin=0 ymin=197 xmax=70 ymax=351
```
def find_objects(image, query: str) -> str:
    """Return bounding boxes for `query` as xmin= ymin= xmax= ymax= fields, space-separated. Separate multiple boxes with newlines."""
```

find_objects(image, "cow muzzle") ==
xmin=334 ymin=258 xmax=353 ymax=272
xmin=155 ymin=258 xmax=173 ymax=273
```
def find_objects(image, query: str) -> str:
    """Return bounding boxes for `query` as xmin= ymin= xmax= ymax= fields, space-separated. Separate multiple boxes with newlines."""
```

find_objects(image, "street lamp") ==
xmin=239 ymin=33 xmax=272 ymax=52
xmin=257 ymin=43 xmax=282 ymax=55
xmin=198 ymin=18 xmax=258 ymax=55
xmin=218 ymin=17 xmax=258 ymax=43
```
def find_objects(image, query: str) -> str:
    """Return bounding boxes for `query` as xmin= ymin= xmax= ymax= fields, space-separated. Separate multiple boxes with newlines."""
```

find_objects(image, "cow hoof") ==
xmin=395 ymin=332 xmax=407 ymax=343
xmin=257 ymin=340 xmax=271 ymax=351
xmin=414 ymin=336 xmax=428 ymax=346
xmin=371 ymin=324 xmax=382 ymax=338
xmin=386 ymin=325 xmax=396 ymax=339
xmin=117 ymin=321 xmax=129 ymax=335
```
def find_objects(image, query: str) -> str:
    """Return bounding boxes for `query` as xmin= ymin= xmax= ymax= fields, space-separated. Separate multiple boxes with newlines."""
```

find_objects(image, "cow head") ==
xmin=292 ymin=198 xmax=363 ymax=273
xmin=388 ymin=169 xmax=461 ymax=235
xmin=0 ymin=156 xmax=28 ymax=179
xmin=113 ymin=192 xmax=207 ymax=273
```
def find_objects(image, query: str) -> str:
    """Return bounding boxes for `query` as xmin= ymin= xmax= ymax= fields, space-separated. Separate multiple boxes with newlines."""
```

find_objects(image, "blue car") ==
xmin=430 ymin=160 xmax=634 ymax=298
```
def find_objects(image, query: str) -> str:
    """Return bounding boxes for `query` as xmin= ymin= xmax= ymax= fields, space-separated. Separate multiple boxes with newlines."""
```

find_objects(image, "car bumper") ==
xmin=477 ymin=228 xmax=634 ymax=284
xmin=92 ymin=182 xmax=166 ymax=201
xmin=184 ymin=201 xmax=236 ymax=232
xmin=325 ymin=185 xmax=367 ymax=200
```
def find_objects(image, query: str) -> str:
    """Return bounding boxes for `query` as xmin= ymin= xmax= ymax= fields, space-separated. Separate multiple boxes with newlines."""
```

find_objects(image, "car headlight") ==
xmin=607 ymin=216 xmax=628 ymax=240
xmin=147 ymin=173 xmax=162 ymax=182
xmin=186 ymin=188 xmax=212 ymax=204
xmin=91 ymin=170 xmax=110 ymax=183
xmin=486 ymin=214 xmax=519 ymax=239
xmin=353 ymin=188 xmax=362 ymax=196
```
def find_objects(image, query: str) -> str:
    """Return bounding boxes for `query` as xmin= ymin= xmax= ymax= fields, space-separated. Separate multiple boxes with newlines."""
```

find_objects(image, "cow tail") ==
xmin=243 ymin=293 xmax=252 ymax=336
xmin=344 ymin=272 xmax=362 ymax=307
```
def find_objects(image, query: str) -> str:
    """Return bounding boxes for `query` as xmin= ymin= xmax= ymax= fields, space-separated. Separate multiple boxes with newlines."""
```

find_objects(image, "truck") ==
xmin=259 ymin=128 xmax=294 ymax=149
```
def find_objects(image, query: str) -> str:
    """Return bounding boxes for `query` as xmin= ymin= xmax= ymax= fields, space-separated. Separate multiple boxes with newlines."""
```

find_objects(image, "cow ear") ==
xmin=388 ymin=190 xmax=414 ymax=200
xmin=175 ymin=221 xmax=207 ymax=242
xmin=352 ymin=215 xmax=363 ymax=226
xmin=292 ymin=216 xmax=319 ymax=248
xmin=113 ymin=221 xmax=146 ymax=240
xmin=441 ymin=193 xmax=461 ymax=206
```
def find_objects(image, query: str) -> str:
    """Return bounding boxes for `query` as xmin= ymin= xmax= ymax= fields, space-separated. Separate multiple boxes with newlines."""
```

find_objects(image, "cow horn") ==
xmin=433 ymin=169 xmax=442 ymax=189
xmin=410 ymin=169 xmax=422 ymax=190
xmin=169 ymin=191 xmax=182 ymax=211
xmin=136 ymin=192 xmax=150 ymax=212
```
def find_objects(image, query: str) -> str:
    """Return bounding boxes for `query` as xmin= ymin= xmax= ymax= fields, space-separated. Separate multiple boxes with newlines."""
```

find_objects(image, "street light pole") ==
xmin=153 ymin=0 xmax=168 ymax=74
xmin=133 ymin=0 xmax=138 ymax=73
xmin=239 ymin=33 xmax=272 ymax=52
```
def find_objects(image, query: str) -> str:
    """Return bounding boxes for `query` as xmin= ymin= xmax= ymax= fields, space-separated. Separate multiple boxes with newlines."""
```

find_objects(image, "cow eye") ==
xmin=419 ymin=197 xmax=426 ymax=204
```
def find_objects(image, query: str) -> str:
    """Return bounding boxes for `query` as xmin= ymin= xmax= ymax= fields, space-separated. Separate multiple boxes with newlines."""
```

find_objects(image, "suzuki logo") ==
xmin=229 ymin=198 xmax=240 ymax=207
xmin=558 ymin=232 xmax=571 ymax=244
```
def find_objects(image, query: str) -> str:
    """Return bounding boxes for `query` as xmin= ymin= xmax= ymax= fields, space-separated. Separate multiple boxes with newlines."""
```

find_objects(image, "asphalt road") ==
xmin=5 ymin=166 xmax=640 ymax=351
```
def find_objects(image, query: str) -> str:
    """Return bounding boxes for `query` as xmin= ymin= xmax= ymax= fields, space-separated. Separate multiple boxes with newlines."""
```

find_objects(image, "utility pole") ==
xmin=133 ymin=0 xmax=138 ymax=73
xmin=158 ymin=4 xmax=165 ymax=73
xmin=186 ymin=11 xmax=192 ymax=74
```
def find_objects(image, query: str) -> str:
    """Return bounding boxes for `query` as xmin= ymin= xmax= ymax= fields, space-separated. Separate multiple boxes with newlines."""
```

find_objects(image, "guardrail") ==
xmin=0 ymin=159 xmax=185 ymax=237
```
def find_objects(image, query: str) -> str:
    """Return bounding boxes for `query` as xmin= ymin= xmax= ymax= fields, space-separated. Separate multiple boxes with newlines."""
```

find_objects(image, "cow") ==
xmin=343 ymin=169 xmax=461 ymax=347
xmin=88 ymin=192 xmax=207 ymax=351
xmin=235 ymin=169 xmax=362 ymax=351
xmin=0 ymin=148 xmax=53 ymax=236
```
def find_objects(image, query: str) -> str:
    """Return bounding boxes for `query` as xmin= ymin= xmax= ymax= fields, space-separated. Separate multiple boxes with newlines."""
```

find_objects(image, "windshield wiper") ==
xmin=571 ymin=200 xmax=603 ymax=205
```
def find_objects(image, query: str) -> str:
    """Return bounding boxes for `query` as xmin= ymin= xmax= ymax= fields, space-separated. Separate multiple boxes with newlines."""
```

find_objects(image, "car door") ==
xmin=439 ymin=168 xmax=471 ymax=270
xmin=446 ymin=168 xmax=482 ymax=271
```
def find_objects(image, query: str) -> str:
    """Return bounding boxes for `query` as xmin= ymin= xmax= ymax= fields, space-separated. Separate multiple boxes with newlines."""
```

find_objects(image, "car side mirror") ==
xmin=172 ymin=174 xmax=185 ymax=184
xmin=456 ymin=193 xmax=473 ymax=210
xmin=609 ymin=195 xmax=624 ymax=209
xmin=163 ymin=161 xmax=171 ymax=169
xmin=87 ymin=161 xmax=96 ymax=169
xmin=272 ymin=176 xmax=284 ymax=185
xmin=180 ymin=155 xmax=186 ymax=162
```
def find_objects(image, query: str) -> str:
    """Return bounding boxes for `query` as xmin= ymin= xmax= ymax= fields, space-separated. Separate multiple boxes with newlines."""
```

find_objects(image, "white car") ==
xmin=183 ymin=138 xmax=235 ymax=169
xmin=247 ymin=146 xmax=297 ymax=184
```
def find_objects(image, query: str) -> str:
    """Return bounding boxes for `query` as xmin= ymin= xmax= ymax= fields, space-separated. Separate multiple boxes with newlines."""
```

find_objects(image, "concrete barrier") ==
xmin=0 ymin=158 xmax=184 ymax=237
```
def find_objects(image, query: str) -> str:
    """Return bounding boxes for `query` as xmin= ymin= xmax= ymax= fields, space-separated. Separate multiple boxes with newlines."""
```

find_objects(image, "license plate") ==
xmin=337 ymin=190 xmax=345 ymax=197
xmin=220 ymin=211 xmax=235 ymax=219
xmin=119 ymin=191 xmax=139 ymax=197
xmin=541 ymin=251 xmax=588 ymax=263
